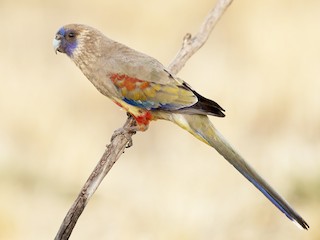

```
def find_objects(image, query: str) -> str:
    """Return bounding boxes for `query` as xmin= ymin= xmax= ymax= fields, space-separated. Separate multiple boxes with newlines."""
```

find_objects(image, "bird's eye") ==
xmin=68 ymin=32 xmax=75 ymax=38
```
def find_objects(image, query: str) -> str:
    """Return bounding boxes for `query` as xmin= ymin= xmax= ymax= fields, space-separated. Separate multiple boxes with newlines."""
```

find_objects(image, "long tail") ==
xmin=171 ymin=113 xmax=309 ymax=230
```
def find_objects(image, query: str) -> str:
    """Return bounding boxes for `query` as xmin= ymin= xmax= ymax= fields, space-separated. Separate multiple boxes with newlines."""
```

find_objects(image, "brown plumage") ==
xmin=53 ymin=24 xmax=309 ymax=229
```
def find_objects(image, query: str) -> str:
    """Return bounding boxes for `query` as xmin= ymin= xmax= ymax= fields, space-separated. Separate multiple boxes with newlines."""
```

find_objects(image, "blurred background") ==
xmin=0 ymin=0 xmax=319 ymax=239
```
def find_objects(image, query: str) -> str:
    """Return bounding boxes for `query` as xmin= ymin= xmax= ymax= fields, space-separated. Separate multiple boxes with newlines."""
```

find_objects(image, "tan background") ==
xmin=0 ymin=0 xmax=319 ymax=239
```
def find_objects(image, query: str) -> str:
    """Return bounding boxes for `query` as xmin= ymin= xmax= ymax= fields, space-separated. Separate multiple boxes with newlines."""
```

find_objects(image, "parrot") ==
xmin=53 ymin=24 xmax=309 ymax=230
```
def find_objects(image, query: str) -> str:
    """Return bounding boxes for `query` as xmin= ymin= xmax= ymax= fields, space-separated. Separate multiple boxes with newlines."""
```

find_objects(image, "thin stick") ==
xmin=54 ymin=116 xmax=136 ymax=240
xmin=168 ymin=0 xmax=233 ymax=75
xmin=54 ymin=1 xmax=234 ymax=239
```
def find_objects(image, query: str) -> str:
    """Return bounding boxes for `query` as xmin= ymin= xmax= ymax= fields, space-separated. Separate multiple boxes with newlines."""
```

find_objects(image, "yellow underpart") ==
xmin=115 ymin=98 xmax=143 ymax=116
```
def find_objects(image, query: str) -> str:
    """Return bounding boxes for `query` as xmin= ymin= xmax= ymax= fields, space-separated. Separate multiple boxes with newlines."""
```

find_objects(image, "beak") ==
xmin=53 ymin=34 xmax=62 ymax=54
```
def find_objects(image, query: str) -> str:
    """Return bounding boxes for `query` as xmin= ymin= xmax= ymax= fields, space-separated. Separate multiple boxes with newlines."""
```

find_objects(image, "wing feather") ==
xmin=110 ymin=73 xmax=197 ymax=110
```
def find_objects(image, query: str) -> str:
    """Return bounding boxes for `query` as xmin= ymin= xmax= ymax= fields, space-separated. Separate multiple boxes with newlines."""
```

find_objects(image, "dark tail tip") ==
xmin=192 ymin=90 xmax=225 ymax=117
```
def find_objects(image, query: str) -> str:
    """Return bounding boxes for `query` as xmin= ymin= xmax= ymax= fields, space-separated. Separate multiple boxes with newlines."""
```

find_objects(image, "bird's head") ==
xmin=53 ymin=24 xmax=101 ymax=58
xmin=53 ymin=25 xmax=82 ymax=57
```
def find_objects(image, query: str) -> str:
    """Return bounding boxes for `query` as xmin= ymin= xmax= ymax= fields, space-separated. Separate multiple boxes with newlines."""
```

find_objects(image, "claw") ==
xmin=110 ymin=126 xmax=136 ymax=148
xmin=109 ymin=113 xmax=148 ymax=148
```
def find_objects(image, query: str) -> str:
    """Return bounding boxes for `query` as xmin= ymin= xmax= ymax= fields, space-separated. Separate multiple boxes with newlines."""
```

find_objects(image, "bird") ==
xmin=53 ymin=24 xmax=309 ymax=230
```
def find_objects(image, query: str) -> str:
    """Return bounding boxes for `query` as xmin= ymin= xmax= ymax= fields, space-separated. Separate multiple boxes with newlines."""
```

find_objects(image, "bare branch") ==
xmin=168 ymin=0 xmax=233 ymax=74
xmin=54 ymin=117 xmax=137 ymax=240
xmin=54 ymin=1 xmax=233 ymax=239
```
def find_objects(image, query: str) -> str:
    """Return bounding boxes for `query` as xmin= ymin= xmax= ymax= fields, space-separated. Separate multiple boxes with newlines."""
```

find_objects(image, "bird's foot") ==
xmin=109 ymin=113 xmax=149 ymax=148
xmin=110 ymin=126 xmax=137 ymax=148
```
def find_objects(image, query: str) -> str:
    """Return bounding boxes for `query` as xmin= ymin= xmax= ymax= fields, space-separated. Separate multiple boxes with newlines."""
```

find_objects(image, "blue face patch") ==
xmin=64 ymin=38 xmax=78 ymax=57
xmin=58 ymin=27 xmax=66 ymax=36
xmin=57 ymin=27 xmax=78 ymax=57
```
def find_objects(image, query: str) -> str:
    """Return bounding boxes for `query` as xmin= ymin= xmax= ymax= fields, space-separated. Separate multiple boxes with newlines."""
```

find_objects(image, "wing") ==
xmin=106 ymin=43 xmax=225 ymax=116
xmin=110 ymin=73 xmax=197 ymax=110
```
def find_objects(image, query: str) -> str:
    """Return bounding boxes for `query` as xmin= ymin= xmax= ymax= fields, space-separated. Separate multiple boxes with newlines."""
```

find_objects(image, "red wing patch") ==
xmin=110 ymin=73 xmax=150 ymax=91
